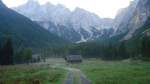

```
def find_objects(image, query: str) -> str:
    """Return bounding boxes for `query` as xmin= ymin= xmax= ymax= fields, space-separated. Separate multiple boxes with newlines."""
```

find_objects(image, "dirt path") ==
xmin=63 ymin=67 xmax=91 ymax=84
xmin=79 ymin=70 xmax=91 ymax=84
xmin=64 ymin=71 xmax=73 ymax=84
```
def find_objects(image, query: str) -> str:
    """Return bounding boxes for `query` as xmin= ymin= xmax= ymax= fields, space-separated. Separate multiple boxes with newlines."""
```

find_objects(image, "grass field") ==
xmin=74 ymin=59 xmax=150 ymax=84
xmin=1 ymin=58 xmax=150 ymax=84
xmin=0 ymin=59 xmax=67 ymax=84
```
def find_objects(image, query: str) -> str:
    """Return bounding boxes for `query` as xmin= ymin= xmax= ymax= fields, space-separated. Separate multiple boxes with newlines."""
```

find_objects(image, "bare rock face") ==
xmin=113 ymin=0 xmax=150 ymax=40
xmin=12 ymin=0 xmax=113 ymax=42
xmin=0 ymin=0 xmax=67 ymax=48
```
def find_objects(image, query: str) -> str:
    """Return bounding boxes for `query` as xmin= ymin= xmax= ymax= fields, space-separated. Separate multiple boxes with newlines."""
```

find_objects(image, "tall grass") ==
xmin=76 ymin=59 xmax=150 ymax=84
xmin=0 ymin=63 xmax=67 ymax=84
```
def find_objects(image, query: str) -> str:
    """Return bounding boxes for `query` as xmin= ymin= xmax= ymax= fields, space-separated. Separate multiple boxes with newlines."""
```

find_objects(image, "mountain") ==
xmin=13 ymin=0 xmax=113 ymax=42
xmin=0 ymin=0 xmax=67 ymax=49
xmin=112 ymin=0 xmax=150 ymax=40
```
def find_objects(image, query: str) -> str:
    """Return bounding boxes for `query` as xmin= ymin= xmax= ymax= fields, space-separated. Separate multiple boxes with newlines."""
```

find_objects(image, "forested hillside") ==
xmin=0 ymin=0 xmax=70 ymax=65
xmin=0 ymin=0 xmax=68 ymax=50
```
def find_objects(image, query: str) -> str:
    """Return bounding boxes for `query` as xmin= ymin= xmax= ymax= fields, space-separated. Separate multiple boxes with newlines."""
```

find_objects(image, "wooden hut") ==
xmin=66 ymin=55 xmax=82 ymax=63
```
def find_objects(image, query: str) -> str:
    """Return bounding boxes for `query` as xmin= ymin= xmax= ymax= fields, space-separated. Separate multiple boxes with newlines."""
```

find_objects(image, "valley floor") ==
xmin=0 ymin=58 xmax=67 ymax=84
xmin=1 ymin=58 xmax=150 ymax=84
xmin=73 ymin=59 xmax=150 ymax=84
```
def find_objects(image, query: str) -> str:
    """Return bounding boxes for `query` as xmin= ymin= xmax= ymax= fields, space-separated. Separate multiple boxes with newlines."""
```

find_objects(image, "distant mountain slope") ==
xmin=0 ymin=0 xmax=67 ymax=49
xmin=112 ymin=0 xmax=150 ymax=40
xmin=13 ymin=0 xmax=113 ymax=42
xmin=134 ymin=17 xmax=150 ymax=38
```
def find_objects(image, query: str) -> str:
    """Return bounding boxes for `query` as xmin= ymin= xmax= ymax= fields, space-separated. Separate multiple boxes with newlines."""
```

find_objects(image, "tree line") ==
xmin=0 ymin=34 xmax=150 ymax=65
xmin=0 ymin=36 xmax=68 ymax=65
xmin=0 ymin=36 xmax=38 ymax=65
xmin=72 ymin=35 xmax=150 ymax=61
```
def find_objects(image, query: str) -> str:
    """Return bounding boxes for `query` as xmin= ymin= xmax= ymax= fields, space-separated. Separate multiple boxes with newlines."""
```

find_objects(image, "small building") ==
xmin=66 ymin=55 xmax=82 ymax=63
xmin=31 ymin=54 xmax=41 ymax=63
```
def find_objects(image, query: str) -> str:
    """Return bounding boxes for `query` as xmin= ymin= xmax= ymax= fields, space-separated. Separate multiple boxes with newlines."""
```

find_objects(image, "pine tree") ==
xmin=0 ymin=37 xmax=13 ymax=65
xmin=118 ymin=41 xmax=128 ymax=60
xmin=141 ymin=36 xmax=150 ymax=60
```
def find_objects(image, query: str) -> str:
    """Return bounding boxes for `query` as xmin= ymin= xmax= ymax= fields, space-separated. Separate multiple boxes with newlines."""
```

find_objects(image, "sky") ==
xmin=2 ymin=0 xmax=133 ymax=18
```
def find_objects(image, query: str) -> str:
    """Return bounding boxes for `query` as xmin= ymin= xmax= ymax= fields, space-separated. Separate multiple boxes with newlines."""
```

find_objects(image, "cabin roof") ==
xmin=66 ymin=55 xmax=82 ymax=61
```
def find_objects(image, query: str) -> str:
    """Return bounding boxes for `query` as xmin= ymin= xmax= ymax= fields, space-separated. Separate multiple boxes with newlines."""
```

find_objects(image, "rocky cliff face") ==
xmin=12 ymin=0 xmax=113 ymax=42
xmin=113 ymin=0 xmax=150 ymax=40
xmin=0 ymin=0 xmax=67 ymax=48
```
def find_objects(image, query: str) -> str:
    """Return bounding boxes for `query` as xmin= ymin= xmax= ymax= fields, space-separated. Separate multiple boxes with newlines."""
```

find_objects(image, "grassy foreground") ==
xmin=74 ymin=59 xmax=150 ymax=84
xmin=1 ymin=58 xmax=150 ymax=84
xmin=0 ymin=62 xmax=67 ymax=84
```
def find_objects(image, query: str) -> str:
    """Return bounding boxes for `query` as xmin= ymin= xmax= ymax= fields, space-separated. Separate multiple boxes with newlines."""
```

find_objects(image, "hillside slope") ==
xmin=113 ymin=0 xmax=150 ymax=40
xmin=0 ymin=0 xmax=67 ymax=49
xmin=12 ymin=0 xmax=113 ymax=42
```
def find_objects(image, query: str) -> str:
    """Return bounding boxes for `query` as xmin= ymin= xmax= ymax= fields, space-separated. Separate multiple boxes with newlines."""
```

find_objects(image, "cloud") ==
xmin=3 ymin=0 xmax=132 ymax=18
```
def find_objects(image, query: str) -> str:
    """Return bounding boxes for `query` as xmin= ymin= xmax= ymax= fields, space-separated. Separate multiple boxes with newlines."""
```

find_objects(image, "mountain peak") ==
xmin=0 ymin=0 xmax=6 ymax=8
xmin=26 ymin=0 xmax=40 ymax=7
xmin=27 ymin=0 xmax=38 ymax=3
xmin=0 ymin=0 xmax=67 ymax=48
xmin=56 ymin=4 xmax=66 ymax=8
xmin=43 ymin=2 xmax=54 ymax=7
xmin=12 ymin=1 xmax=113 ymax=42
xmin=74 ymin=7 xmax=87 ymax=13
xmin=73 ymin=7 xmax=100 ymax=19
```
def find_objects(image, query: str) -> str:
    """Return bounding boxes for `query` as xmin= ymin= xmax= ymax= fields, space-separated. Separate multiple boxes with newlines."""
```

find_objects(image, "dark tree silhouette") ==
xmin=0 ymin=37 xmax=13 ymax=65
xmin=118 ymin=41 xmax=128 ymax=60
xmin=141 ymin=36 xmax=150 ymax=60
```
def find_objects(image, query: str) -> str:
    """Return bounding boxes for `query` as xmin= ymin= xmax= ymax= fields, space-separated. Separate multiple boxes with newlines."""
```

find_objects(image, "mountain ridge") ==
xmin=0 ymin=0 xmax=68 ymax=50
xmin=12 ymin=0 xmax=113 ymax=42
xmin=113 ymin=0 xmax=150 ymax=40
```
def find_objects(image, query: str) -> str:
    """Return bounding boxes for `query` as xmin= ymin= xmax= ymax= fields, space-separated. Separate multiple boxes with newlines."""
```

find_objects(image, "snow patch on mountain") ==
xmin=12 ymin=0 xmax=113 ymax=42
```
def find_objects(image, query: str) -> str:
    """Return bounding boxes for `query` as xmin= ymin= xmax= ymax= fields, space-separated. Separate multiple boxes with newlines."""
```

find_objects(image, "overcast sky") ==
xmin=2 ymin=0 xmax=133 ymax=18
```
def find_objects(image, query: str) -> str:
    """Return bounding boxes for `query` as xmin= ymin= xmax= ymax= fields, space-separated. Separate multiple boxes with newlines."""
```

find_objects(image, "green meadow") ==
xmin=76 ymin=59 xmax=150 ymax=84
xmin=0 ymin=62 xmax=67 ymax=84
xmin=1 ymin=58 xmax=150 ymax=84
